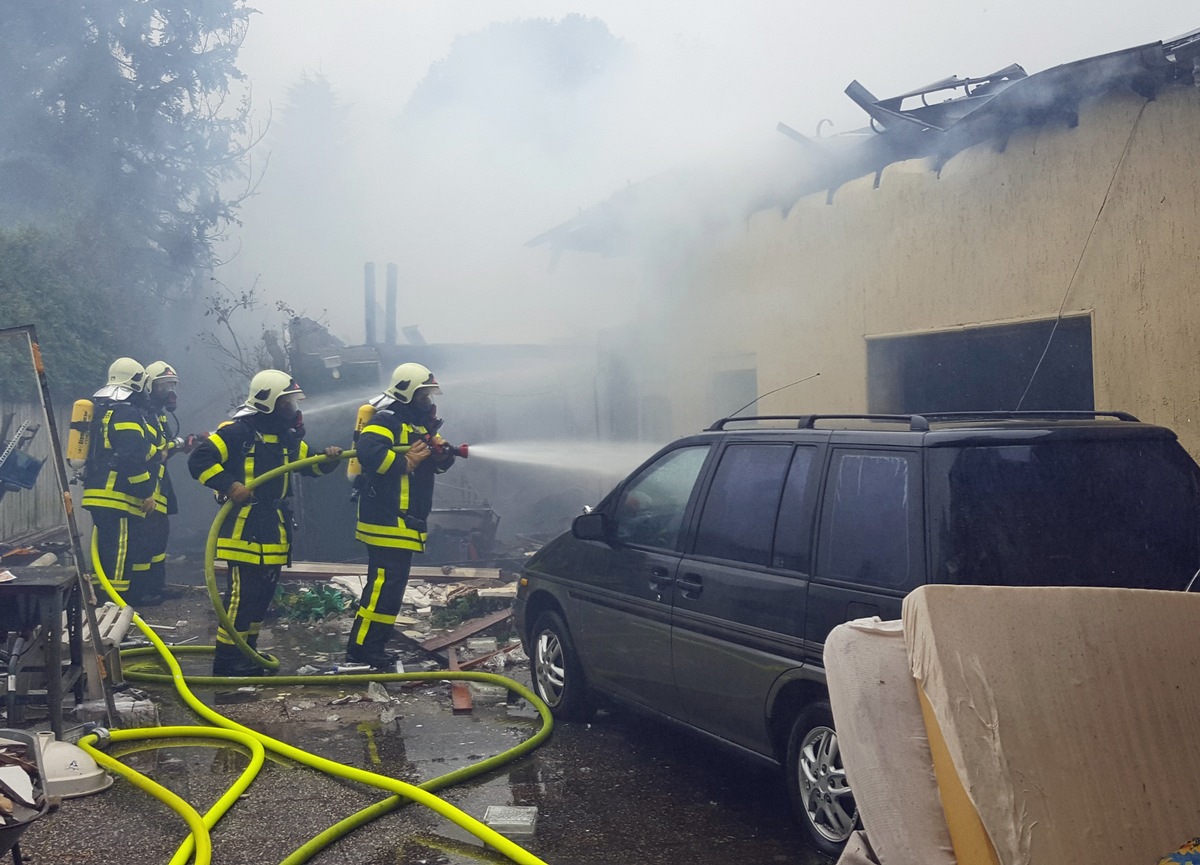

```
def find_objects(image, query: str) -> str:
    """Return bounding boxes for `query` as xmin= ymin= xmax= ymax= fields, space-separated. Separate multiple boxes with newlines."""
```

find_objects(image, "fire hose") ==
xmin=78 ymin=444 xmax=553 ymax=865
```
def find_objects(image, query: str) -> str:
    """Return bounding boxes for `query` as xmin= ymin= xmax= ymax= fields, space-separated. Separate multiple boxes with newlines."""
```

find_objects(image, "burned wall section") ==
xmin=648 ymin=86 xmax=1200 ymax=454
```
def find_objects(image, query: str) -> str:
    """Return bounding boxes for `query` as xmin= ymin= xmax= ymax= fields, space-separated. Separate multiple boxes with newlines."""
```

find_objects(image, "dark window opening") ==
xmin=868 ymin=316 xmax=1094 ymax=413
xmin=709 ymin=367 xmax=758 ymax=420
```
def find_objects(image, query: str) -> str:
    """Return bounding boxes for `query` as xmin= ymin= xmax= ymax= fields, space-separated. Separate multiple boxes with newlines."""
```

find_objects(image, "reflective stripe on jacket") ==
xmin=147 ymin=409 xmax=179 ymax=515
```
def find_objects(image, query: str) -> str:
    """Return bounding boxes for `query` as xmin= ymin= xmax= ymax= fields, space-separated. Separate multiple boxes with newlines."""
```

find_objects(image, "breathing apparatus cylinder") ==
xmin=67 ymin=399 xmax=95 ymax=472
xmin=346 ymin=404 xmax=376 ymax=482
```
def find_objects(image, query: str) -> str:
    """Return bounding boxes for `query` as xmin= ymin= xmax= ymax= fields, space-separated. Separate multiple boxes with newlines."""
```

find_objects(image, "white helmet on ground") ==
xmin=384 ymin=363 xmax=441 ymax=404
xmin=93 ymin=357 xmax=147 ymax=400
xmin=241 ymin=369 xmax=304 ymax=414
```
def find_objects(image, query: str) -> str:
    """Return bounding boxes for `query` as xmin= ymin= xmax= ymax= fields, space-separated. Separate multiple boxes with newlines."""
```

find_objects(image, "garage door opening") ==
xmin=867 ymin=315 xmax=1094 ymax=414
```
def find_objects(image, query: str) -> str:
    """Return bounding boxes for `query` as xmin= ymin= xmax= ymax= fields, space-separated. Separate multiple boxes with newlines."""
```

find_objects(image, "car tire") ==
xmin=785 ymin=700 xmax=858 ymax=857
xmin=530 ymin=610 xmax=595 ymax=722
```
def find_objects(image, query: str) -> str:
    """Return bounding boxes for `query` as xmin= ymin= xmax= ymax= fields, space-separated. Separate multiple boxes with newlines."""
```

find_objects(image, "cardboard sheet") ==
xmin=825 ymin=618 xmax=956 ymax=865
xmin=904 ymin=585 xmax=1200 ymax=865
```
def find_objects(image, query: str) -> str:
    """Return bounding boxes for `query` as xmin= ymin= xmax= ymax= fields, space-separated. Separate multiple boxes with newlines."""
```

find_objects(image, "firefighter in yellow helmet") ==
xmin=346 ymin=362 xmax=456 ymax=669
xmin=134 ymin=361 xmax=192 ymax=604
xmin=81 ymin=357 xmax=157 ymax=598
xmin=188 ymin=370 xmax=343 ymax=676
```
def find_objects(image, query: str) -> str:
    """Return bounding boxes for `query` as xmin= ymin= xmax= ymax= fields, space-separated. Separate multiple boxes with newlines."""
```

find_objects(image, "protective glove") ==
xmin=405 ymin=439 xmax=431 ymax=473
xmin=226 ymin=481 xmax=254 ymax=504
xmin=431 ymin=434 xmax=453 ymax=464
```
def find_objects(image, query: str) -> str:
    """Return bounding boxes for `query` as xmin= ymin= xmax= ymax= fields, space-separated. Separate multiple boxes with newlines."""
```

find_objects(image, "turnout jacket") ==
xmin=355 ymin=403 xmax=454 ymax=552
xmin=188 ymin=412 xmax=337 ymax=566
xmin=81 ymin=398 xmax=157 ymax=516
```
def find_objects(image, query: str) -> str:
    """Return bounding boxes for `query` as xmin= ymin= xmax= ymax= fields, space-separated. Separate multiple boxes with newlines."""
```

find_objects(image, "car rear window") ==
xmin=927 ymin=439 xmax=1200 ymax=589
xmin=816 ymin=450 xmax=921 ymax=588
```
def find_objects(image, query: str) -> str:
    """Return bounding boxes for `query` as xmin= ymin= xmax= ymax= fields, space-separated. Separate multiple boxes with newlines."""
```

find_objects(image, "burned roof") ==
xmin=530 ymin=31 xmax=1200 ymax=259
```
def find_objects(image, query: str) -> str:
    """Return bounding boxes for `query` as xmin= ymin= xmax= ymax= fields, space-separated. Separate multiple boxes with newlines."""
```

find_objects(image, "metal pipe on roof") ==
xmin=385 ymin=263 xmax=397 ymax=345
xmin=364 ymin=262 xmax=377 ymax=346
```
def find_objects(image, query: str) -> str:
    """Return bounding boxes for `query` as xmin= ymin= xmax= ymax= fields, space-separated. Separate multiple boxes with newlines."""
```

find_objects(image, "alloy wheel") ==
xmin=797 ymin=723 xmax=857 ymax=844
xmin=534 ymin=628 xmax=567 ymax=707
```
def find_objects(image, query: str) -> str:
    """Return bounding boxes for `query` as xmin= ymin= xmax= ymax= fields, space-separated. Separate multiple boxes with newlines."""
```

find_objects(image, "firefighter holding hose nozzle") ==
xmin=188 ymin=370 xmax=343 ymax=677
xmin=345 ymin=363 xmax=459 ymax=669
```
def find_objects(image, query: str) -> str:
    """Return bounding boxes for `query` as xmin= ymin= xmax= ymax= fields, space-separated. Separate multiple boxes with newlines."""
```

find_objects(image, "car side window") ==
xmin=693 ymin=443 xmax=793 ymax=566
xmin=817 ymin=450 xmax=920 ymax=588
xmin=772 ymin=446 xmax=819 ymax=572
xmin=614 ymin=445 xmax=710 ymax=550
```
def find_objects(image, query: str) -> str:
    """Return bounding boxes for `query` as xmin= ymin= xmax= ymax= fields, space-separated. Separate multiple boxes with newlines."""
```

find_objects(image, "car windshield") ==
xmin=927 ymin=438 xmax=1200 ymax=590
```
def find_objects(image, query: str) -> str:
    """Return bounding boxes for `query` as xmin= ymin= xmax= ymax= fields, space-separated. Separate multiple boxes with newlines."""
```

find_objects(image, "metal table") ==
xmin=0 ymin=566 xmax=85 ymax=737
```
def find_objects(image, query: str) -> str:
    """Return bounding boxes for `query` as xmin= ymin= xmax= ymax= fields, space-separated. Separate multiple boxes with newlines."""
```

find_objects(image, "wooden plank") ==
xmin=457 ymin=641 xmax=522 ymax=672
xmin=418 ymin=608 xmax=513 ymax=654
xmin=216 ymin=560 xmax=502 ymax=581
xmin=446 ymin=647 xmax=473 ymax=714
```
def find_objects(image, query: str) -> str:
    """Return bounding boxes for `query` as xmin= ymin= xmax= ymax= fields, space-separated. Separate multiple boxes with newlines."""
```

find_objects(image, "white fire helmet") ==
xmin=240 ymin=369 xmax=304 ymax=414
xmin=94 ymin=357 xmax=147 ymax=400
xmin=384 ymin=363 xmax=441 ymax=404
xmin=144 ymin=360 xmax=179 ymax=389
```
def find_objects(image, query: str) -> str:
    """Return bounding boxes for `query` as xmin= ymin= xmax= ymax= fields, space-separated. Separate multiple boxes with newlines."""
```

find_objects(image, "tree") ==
xmin=0 ymin=225 xmax=125 ymax=401
xmin=193 ymin=279 xmax=329 ymax=408
xmin=0 ymin=0 xmax=257 ymax=309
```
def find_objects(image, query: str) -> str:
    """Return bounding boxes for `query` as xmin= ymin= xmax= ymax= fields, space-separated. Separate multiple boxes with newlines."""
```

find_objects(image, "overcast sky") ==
xmin=225 ymin=2 xmax=1200 ymax=346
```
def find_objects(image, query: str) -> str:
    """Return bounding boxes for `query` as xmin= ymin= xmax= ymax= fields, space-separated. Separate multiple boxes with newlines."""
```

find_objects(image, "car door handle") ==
xmin=648 ymin=566 xmax=675 ymax=593
xmin=677 ymin=573 xmax=703 ymax=598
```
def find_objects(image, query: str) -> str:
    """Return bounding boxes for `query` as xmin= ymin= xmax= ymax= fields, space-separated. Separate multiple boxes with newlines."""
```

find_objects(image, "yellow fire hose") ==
xmin=78 ymin=446 xmax=553 ymax=865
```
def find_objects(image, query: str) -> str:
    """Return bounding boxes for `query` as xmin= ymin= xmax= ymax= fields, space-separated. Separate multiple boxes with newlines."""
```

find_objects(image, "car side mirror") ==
xmin=572 ymin=510 xmax=611 ymax=542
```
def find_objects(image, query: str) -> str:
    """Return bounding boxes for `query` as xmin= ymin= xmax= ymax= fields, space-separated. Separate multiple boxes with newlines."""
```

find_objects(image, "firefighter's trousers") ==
xmin=90 ymin=509 xmax=143 ymax=594
xmin=346 ymin=546 xmax=414 ymax=656
xmin=213 ymin=562 xmax=281 ymax=672
xmin=128 ymin=511 xmax=169 ymax=600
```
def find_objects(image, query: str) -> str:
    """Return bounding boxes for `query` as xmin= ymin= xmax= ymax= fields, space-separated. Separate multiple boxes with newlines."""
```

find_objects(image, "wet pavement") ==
xmin=13 ymin=581 xmax=831 ymax=865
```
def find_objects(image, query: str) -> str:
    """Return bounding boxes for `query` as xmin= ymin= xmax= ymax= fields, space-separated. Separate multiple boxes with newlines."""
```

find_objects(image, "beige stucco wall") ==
xmin=660 ymin=85 xmax=1200 ymax=455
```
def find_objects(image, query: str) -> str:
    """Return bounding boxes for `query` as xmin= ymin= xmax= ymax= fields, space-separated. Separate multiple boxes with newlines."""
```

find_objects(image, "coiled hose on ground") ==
xmin=77 ymin=445 xmax=553 ymax=865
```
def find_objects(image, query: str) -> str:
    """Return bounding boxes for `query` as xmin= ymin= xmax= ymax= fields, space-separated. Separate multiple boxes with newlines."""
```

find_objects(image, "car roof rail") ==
xmin=706 ymin=414 xmax=933 ymax=432
xmin=704 ymin=410 xmax=1142 ymax=433
xmin=917 ymin=410 xmax=1142 ymax=423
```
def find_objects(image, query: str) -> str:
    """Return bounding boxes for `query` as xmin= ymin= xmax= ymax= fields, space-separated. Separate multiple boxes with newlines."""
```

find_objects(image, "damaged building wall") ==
xmin=658 ymin=86 xmax=1200 ymax=451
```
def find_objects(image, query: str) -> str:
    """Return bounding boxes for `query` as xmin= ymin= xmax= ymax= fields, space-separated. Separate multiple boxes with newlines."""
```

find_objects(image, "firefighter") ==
xmin=347 ymin=362 xmax=456 ymax=669
xmin=188 ymin=369 xmax=343 ymax=676
xmin=135 ymin=361 xmax=192 ymax=604
xmin=81 ymin=357 xmax=157 ymax=598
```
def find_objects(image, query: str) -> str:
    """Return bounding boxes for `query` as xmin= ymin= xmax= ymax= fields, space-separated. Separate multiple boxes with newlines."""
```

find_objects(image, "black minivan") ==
xmin=514 ymin=412 xmax=1200 ymax=855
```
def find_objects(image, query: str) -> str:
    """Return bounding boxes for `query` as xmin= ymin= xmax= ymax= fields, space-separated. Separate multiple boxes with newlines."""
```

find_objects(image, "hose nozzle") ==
xmin=431 ymin=440 xmax=468 ymax=459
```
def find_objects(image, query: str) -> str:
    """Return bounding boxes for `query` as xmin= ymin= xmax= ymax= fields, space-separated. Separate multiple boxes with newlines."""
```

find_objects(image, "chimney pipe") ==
xmin=385 ymin=263 xmax=398 ymax=345
xmin=364 ymin=262 xmax=377 ymax=345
